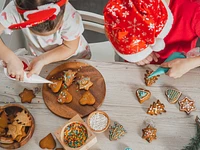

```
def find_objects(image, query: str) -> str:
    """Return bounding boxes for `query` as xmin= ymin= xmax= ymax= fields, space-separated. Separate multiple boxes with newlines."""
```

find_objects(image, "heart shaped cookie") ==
xmin=165 ymin=89 xmax=182 ymax=104
xmin=136 ymin=88 xmax=151 ymax=104
xmin=80 ymin=91 xmax=96 ymax=105
xmin=39 ymin=133 xmax=56 ymax=149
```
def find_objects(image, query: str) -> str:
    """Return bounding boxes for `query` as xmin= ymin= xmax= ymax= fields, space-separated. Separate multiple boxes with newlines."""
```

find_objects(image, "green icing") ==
xmin=138 ymin=90 xmax=147 ymax=98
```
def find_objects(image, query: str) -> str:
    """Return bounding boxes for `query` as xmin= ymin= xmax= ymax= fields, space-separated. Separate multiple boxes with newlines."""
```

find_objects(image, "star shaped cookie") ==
xmin=178 ymin=97 xmax=196 ymax=114
xmin=77 ymin=77 xmax=93 ymax=90
xmin=19 ymin=88 xmax=36 ymax=103
xmin=142 ymin=125 xmax=157 ymax=143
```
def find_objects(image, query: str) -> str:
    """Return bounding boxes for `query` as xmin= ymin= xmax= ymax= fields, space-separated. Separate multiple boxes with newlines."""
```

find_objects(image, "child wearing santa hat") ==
xmin=0 ymin=0 xmax=90 ymax=81
xmin=104 ymin=0 xmax=200 ymax=78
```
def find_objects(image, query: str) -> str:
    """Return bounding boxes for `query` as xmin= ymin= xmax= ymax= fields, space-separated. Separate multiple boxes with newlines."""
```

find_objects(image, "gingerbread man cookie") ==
xmin=142 ymin=124 xmax=157 ymax=143
xmin=136 ymin=88 xmax=151 ymax=104
xmin=144 ymin=70 xmax=159 ymax=86
xmin=178 ymin=97 xmax=196 ymax=114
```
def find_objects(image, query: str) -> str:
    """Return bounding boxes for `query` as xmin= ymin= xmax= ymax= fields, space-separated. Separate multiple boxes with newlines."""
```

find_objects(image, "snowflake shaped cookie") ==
xmin=178 ymin=97 xmax=196 ymax=114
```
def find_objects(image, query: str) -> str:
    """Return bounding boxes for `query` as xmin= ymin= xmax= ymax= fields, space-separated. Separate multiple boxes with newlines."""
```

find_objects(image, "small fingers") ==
xmin=161 ymin=62 xmax=171 ymax=68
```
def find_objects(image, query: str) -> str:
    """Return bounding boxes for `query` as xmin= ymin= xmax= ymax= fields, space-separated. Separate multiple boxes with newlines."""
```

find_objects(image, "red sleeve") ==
xmin=192 ymin=7 xmax=200 ymax=37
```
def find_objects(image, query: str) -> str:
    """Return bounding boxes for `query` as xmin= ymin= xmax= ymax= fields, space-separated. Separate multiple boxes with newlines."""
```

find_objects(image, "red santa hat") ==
xmin=103 ymin=0 xmax=173 ymax=62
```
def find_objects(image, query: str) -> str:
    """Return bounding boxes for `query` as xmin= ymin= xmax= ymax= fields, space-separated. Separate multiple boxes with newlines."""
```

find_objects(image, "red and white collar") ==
xmin=8 ymin=0 xmax=67 ymax=30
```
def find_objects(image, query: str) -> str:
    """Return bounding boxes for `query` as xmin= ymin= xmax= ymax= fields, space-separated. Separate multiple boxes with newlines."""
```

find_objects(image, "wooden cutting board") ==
xmin=42 ymin=61 xmax=106 ymax=119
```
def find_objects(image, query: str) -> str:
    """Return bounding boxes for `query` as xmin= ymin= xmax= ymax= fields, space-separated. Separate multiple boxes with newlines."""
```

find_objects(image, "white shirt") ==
xmin=0 ymin=1 xmax=89 ymax=58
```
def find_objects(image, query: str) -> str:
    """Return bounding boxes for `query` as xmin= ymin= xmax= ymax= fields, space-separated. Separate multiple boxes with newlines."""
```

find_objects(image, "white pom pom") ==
xmin=151 ymin=38 xmax=165 ymax=52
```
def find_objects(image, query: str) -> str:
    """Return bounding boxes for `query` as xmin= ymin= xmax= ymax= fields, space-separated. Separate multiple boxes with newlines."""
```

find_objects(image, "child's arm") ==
xmin=161 ymin=56 xmax=200 ymax=78
xmin=0 ymin=24 xmax=24 ymax=81
xmin=27 ymin=37 xmax=79 ymax=77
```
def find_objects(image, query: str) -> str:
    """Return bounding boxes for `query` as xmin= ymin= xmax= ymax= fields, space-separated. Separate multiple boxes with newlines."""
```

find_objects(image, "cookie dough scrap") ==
xmin=178 ymin=97 xmax=196 ymax=114
xmin=142 ymin=124 xmax=157 ymax=143
xmin=63 ymin=70 xmax=77 ymax=87
xmin=79 ymin=91 xmax=96 ymax=106
xmin=57 ymin=89 xmax=73 ymax=104
xmin=19 ymin=88 xmax=36 ymax=103
xmin=165 ymin=88 xmax=182 ymax=104
xmin=77 ymin=77 xmax=93 ymax=90
xmin=48 ymin=79 xmax=62 ymax=93
xmin=136 ymin=88 xmax=151 ymax=104
xmin=147 ymin=100 xmax=166 ymax=115
xmin=144 ymin=70 xmax=159 ymax=86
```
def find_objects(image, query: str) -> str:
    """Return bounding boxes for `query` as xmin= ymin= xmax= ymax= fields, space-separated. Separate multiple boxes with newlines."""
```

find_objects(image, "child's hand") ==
xmin=136 ymin=52 xmax=160 ymax=65
xmin=26 ymin=56 xmax=45 ymax=78
xmin=6 ymin=58 xmax=24 ymax=81
xmin=161 ymin=58 xmax=193 ymax=78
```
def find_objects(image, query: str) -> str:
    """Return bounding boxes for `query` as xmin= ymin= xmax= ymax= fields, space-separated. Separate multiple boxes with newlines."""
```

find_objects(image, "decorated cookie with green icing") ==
xmin=165 ymin=88 xmax=182 ymax=104
xmin=136 ymin=88 xmax=151 ymax=104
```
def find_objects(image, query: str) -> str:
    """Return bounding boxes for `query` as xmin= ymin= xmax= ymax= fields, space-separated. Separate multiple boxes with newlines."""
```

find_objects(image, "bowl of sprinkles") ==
xmin=87 ymin=110 xmax=110 ymax=133
xmin=61 ymin=122 xmax=88 ymax=148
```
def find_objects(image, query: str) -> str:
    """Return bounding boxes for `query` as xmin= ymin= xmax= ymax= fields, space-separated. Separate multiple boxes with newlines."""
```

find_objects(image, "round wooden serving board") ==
xmin=42 ymin=61 xmax=106 ymax=119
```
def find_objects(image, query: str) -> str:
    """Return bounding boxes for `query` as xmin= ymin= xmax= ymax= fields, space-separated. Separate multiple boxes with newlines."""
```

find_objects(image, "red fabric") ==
xmin=104 ymin=0 xmax=168 ymax=55
xmin=156 ymin=0 xmax=200 ymax=64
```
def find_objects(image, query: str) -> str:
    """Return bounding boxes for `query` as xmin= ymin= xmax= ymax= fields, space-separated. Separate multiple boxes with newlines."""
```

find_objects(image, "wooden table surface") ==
xmin=0 ymin=59 xmax=200 ymax=150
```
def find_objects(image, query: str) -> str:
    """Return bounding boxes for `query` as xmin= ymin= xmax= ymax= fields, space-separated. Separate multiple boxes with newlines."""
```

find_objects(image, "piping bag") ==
xmin=0 ymin=56 xmax=53 ymax=84
xmin=148 ymin=52 xmax=186 ymax=79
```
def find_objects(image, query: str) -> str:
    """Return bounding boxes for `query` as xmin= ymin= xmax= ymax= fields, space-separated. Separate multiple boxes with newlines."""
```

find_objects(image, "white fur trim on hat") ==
xmin=115 ymin=46 xmax=153 ymax=62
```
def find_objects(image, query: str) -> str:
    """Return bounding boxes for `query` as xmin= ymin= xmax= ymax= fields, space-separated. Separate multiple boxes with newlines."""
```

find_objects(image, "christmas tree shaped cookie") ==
xmin=136 ymin=88 xmax=151 ymax=104
xmin=144 ymin=70 xmax=160 ymax=86
xmin=109 ymin=122 xmax=126 ymax=141
xmin=147 ymin=100 xmax=166 ymax=115
xmin=165 ymin=88 xmax=182 ymax=104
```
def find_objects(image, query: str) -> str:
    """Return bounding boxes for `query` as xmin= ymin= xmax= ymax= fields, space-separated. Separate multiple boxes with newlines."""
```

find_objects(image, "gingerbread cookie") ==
xmin=147 ymin=100 xmax=166 ymax=115
xmin=14 ymin=110 xmax=32 ymax=126
xmin=39 ymin=133 xmax=56 ymax=149
xmin=136 ymin=88 xmax=151 ymax=104
xmin=63 ymin=70 xmax=77 ymax=87
xmin=77 ymin=77 xmax=93 ymax=90
xmin=48 ymin=79 xmax=62 ymax=93
xmin=144 ymin=70 xmax=159 ymax=86
xmin=109 ymin=122 xmax=126 ymax=141
xmin=178 ymin=97 xmax=196 ymax=114
xmin=165 ymin=88 xmax=182 ymax=104
xmin=79 ymin=91 xmax=96 ymax=106
xmin=57 ymin=89 xmax=73 ymax=104
xmin=0 ymin=137 xmax=14 ymax=144
xmin=7 ymin=121 xmax=23 ymax=140
xmin=19 ymin=88 xmax=36 ymax=103
xmin=15 ymin=126 xmax=27 ymax=142
xmin=142 ymin=124 xmax=157 ymax=143
xmin=0 ymin=110 xmax=8 ymax=129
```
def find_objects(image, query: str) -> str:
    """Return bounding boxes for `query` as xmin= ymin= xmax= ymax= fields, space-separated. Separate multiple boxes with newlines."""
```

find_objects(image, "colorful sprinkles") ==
xmin=63 ymin=122 xmax=88 ymax=148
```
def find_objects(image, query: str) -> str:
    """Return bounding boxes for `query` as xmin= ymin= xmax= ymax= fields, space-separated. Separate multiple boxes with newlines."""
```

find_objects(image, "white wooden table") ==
xmin=0 ymin=59 xmax=200 ymax=150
